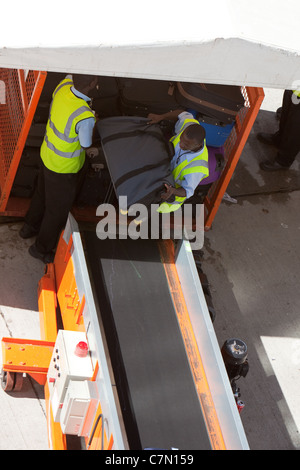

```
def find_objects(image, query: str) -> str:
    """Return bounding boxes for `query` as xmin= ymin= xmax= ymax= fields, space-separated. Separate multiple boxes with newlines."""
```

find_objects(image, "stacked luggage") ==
xmin=118 ymin=78 xmax=179 ymax=118
xmin=117 ymin=79 xmax=245 ymax=147
xmin=30 ymin=72 xmax=245 ymax=149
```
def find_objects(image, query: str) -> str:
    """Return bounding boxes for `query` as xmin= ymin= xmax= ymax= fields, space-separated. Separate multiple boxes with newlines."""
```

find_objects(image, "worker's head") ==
xmin=72 ymin=74 xmax=99 ymax=95
xmin=179 ymin=124 xmax=206 ymax=152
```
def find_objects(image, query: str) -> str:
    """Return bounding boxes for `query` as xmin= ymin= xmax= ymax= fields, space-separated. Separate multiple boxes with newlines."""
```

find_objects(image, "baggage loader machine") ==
xmin=1 ymin=214 xmax=249 ymax=450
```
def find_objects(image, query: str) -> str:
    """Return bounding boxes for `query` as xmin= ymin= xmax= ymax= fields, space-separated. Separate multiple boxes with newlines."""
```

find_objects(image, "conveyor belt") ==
xmin=82 ymin=230 xmax=211 ymax=450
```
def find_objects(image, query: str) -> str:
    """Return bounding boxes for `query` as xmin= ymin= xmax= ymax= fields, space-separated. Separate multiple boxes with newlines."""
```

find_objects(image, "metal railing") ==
xmin=0 ymin=68 xmax=46 ymax=213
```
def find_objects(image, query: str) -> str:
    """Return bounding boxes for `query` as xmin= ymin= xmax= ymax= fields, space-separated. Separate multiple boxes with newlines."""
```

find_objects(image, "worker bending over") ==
xmin=148 ymin=110 xmax=209 ymax=212
xmin=19 ymin=74 xmax=99 ymax=263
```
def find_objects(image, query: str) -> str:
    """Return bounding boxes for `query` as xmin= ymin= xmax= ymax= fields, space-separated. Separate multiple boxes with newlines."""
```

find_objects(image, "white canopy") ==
xmin=1 ymin=0 xmax=300 ymax=89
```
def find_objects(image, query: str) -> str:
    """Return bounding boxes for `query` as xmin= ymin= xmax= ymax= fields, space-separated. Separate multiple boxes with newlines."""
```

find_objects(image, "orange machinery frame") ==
xmin=0 ymin=68 xmax=264 ymax=228
xmin=203 ymin=86 xmax=264 ymax=229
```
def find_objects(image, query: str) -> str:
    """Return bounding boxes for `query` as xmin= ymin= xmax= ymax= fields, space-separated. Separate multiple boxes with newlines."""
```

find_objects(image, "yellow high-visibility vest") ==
xmin=41 ymin=78 xmax=95 ymax=173
xmin=158 ymin=119 xmax=209 ymax=213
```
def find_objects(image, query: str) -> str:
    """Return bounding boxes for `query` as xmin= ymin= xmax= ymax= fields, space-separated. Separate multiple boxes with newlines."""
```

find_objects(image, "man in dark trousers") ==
xmin=19 ymin=74 xmax=98 ymax=263
xmin=258 ymin=89 xmax=300 ymax=171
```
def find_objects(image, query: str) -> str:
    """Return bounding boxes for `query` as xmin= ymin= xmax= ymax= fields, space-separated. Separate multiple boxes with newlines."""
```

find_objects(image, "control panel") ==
xmin=60 ymin=379 xmax=98 ymax=436
xmin=47 ymin=330 xmax=95 ymax=423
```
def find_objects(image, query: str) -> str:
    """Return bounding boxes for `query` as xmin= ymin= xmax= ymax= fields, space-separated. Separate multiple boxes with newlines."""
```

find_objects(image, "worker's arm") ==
xmin=162 ymin=169 xmax=207 ymax=201
xmin=147 ymin=109 xmax=185 ymax=124
xmin=161 ymin=183 xmax=186 ymax=200
xmin=77 ymin=117 xmax=100 ymax=158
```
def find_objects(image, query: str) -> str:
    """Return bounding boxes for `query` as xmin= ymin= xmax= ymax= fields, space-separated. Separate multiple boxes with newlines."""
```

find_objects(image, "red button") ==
xmin=75 ymin=341 xmax=89 ymax=357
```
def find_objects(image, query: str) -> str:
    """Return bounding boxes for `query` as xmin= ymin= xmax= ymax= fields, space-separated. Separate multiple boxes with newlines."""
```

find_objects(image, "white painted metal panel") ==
xmin=175 ymin=239 xmax=250 ymax=450
xmin=0 ymin=1 xmax=300 ymax=89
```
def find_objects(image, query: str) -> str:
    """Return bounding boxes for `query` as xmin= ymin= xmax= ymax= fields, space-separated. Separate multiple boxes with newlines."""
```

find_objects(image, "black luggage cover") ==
xmin=97 ymin=116 xmax=175 ymax=210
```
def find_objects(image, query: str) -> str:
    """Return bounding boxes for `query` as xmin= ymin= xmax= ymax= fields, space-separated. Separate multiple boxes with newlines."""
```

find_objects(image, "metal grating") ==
xmin=0 ymin=68 xmax=46 ymax=211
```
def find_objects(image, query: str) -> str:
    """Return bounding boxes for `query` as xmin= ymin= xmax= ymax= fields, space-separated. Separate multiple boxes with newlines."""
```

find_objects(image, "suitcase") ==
xmin=189 ymin=146 xmax=225 ymax=202
xmin=198 ymin=146 xmax=225 ymax=186
xmin=11 ymin=165 xmax=39 ymax=198
xmin=11 ymin=146 xmax=41 ymax=198
xmin=90 ymin=76 xmax=121 ymax=118
xmin=197 ymin=113 xmax=235 ymax=147
xmin=118 ymin=78 xmax=179 ymax=117
xmin=76 ymin=167 xmax=113 ymax=207
xmin=175 ymin=82 xmax=245 ymax=124
xmin=187 ymin=109 xmax=235 ymax=147
xmin=97 ymin=116 xmax=175 ymax=210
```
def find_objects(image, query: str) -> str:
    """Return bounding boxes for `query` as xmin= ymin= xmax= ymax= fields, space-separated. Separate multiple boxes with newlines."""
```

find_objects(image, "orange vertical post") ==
xmin=204 ymin=87 xmax=265 ymax=229
xmin=38 ymin=263 xmax=58 ymax=342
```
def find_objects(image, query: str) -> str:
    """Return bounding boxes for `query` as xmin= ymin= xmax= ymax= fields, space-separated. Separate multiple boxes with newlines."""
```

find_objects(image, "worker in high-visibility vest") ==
xmin=148 ymin=110 xmax=209 ymax=212
xmin=258 ymin=89 xmax=300 ymax=171
xmin=19 ymin=74 xmax=99 ymax=263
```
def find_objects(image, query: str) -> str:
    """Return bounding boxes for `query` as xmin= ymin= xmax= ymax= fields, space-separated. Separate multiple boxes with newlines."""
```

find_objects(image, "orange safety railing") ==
xmin=204 ymin=86 xmax=265 ymax=229
xmin=0 ymin=68 xmax=47 ymax=213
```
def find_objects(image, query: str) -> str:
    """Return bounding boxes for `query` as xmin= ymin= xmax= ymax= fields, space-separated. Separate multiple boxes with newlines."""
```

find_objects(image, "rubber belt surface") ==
xmin=82 ymin=230 xmax=211 ymax=450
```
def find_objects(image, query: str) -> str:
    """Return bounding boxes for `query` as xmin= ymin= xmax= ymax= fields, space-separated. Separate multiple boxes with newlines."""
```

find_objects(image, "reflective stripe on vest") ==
xmin=41 ymin=78 xmax=95 ymax=173
xmin=158 ymin=119 xmax=209 ymax=213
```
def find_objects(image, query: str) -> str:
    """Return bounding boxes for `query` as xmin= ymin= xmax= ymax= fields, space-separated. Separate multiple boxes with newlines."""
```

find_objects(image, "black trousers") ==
xmin=25 ymin=160 xmax=87 ymax=254
xmin=273 ymin=89 xmax=300 ymax=167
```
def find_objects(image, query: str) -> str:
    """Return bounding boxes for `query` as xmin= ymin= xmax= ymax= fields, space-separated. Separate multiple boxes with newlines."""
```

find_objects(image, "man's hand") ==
xmin=148 ymin=109 xmax=184 ymax=125
xmin=161 ymin=183 xmax=187 ymax=201
xmin=161 ymin=183 xmax=175 ymax=201
xmin=147 ymin=113 xmax=163 ymax=125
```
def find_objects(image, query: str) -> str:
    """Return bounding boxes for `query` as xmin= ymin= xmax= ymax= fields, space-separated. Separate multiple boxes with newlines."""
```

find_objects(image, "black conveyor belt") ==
xmin=82 ymin=229 xmax=211 ymax=450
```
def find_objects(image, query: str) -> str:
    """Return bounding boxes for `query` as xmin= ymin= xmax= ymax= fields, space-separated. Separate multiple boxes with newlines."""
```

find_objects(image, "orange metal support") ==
xmin=38 ymin=263 xmax=58 ymax=342
xmin=1 ymin=337 xmax=55 ymax=386
xmin=158 ymin=240 xmax=226 ymax=450
xmin=38 ymin=252 xmax=67 ymax=449
xmin=204 ymin=86 xmax=265 ymax=229
xmin=17 ymin=70 xmax=29 ymax=114
xmin=53 ymin=232 xmax=85 ymax=332
xmin=86 ymin=403 xmax=113 ymax=450
xmin=44 ymin=382 xmax=67 ymax=450
xmin=0 ymin=69 xmax=47 ymax=213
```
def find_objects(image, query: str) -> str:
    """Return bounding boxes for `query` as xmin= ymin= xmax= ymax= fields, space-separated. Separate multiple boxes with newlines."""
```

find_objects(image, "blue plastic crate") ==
xmin=187 ymin=109 xmax=235 ymax=147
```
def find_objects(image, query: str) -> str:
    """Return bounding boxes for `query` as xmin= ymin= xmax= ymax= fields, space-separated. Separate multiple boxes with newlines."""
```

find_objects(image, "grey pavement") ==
xmin=202 ymin=88 xmax=300 ymax=450
xmin=0 ymin=223 xmax=48 ymax=449
xmin=0 ymin=88 xmax=299 ymax=450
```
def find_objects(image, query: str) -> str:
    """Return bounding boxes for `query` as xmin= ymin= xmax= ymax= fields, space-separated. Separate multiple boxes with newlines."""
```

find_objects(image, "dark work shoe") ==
xmin=257 ymin=132 xmax=278 ymax=147
xmin=19 ymin=223 xmax=38 ymax=239
xmin=276 ymin=107 xmax=282 ymax=121
xmin=259 ymin=160 xmax=288 ymax=172
xmin=28 ymin=243 xmax=54 ymax=264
